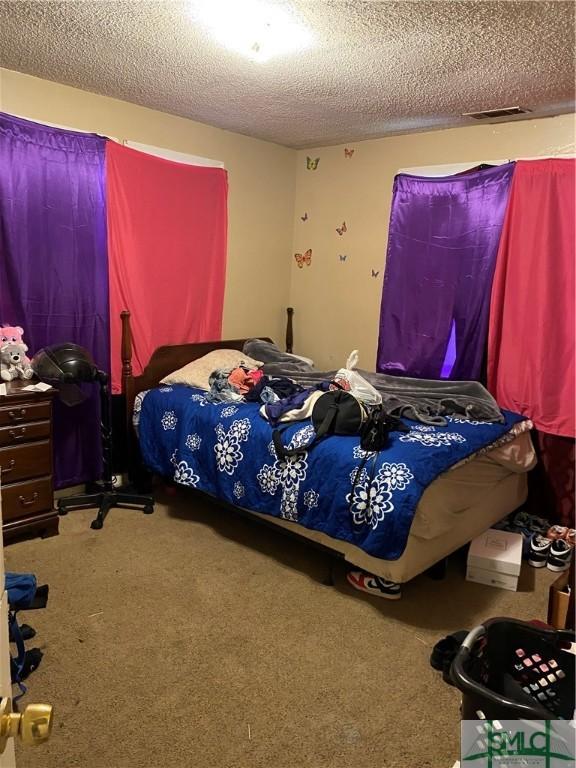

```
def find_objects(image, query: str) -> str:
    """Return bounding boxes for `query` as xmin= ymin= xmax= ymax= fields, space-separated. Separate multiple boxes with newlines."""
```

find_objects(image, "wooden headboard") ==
xmin=120 ymin=307 xmax=294 ymax=423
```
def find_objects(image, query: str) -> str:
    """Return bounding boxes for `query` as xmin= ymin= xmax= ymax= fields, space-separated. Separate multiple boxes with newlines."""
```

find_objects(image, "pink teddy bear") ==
xmin=0 ymin=325 xmax=25 ymax=345
xmin=0 ymin=325 xmax=34 ymax=381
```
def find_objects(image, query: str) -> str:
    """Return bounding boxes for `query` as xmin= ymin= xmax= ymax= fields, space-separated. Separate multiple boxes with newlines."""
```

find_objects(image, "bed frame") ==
xmin=121 ymin=307 xmax=293 ymax=428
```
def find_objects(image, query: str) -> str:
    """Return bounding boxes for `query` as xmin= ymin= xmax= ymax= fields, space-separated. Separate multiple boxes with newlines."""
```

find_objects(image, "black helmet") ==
xmin=31 ymin=344 xmax=99 ymax=405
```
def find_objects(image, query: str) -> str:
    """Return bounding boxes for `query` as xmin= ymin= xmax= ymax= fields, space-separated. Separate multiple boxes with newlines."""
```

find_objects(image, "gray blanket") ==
xmin=243 ymin=339 xmax=503 ymax=426
xmin=244 ymin=338 xmax=317 ymax=375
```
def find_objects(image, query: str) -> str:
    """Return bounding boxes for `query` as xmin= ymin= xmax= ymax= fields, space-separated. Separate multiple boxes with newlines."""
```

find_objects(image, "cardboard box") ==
xmin=547 ymin=569 xmax=573 ymax=629
xmin=466 ymin=528 xmax=523 ymax=591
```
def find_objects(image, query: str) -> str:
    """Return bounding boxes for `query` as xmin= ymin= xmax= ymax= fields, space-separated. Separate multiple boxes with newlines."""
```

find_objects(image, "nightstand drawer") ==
xmin=0 ymin=402 xmax=51 ymax=427
xmin=0 ymin=442 xmax=51 ymax=483
xmin=1 ymin=477 xmax=53 ymax=522
xmin=0 ymin=421 xmax=50 ymax=447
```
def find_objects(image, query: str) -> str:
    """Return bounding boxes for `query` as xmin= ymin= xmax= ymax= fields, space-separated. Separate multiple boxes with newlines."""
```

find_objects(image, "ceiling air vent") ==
xmin=463 ymin=106 xmax=532 ymax=120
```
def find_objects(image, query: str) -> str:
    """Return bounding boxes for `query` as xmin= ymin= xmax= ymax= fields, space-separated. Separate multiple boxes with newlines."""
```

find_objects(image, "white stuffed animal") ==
xmin=0 ymin=342 xmax=34 ymax=381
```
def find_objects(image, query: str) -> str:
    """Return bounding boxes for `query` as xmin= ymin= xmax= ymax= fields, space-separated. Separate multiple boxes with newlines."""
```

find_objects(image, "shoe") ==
xmin=546 ymin=525 xmax=569 ymax=541
xmin=430 ymin=630 xmax=469 ymax=687
xmin=346 ymin=570 xmax=401 ymax=600
xmin=547 ymin=540 xmax=573 ymax=572
xmin=9 ymin=623 xmax=36 ymax=643
xmin=528 ymin=533 xmax=552 ymax=568
xmin=430 ymin=630 xmax=468 ymax=671
xmin=508 ymin=512 xmax=548 ymax=557
xmin=10 ymin=648 xmax=43 ymax=684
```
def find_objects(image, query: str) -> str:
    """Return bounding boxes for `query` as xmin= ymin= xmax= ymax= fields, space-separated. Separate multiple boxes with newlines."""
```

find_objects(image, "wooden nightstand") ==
xmin=0 ymin=380 xmax=59 ymax=542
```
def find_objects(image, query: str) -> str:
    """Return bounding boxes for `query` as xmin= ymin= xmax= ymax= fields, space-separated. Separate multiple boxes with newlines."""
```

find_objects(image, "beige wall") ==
xmin=0 ymin=68 xmax=297 ymax=346
xmin=290 ymin=114 xmax=575 ymax=369
xmin=1 ymin=68 xmax=574 ymax=371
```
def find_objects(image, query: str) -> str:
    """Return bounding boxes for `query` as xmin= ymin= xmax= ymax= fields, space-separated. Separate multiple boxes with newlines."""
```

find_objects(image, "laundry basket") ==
xmin=450 ymin=617 xmax=575 ymax=720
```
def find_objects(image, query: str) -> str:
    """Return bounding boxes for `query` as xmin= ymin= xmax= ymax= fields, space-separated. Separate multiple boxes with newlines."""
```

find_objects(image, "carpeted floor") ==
xmin=5 ymin=489 xmax=556 ymax=768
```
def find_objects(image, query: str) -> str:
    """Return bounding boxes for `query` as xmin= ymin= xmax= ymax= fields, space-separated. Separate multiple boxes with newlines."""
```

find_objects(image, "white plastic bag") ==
xmin=333 ymin=350 xmax=382 ymax=406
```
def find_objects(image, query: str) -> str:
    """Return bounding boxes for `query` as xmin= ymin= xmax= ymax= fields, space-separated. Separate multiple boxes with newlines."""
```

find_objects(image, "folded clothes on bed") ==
xmin=260 ymin=389 xmax=323 ymax=427
xmin=205 ymin=369 xmax=245 ymax=403
xmin=228 ymin=367 xmax=263 ymax=394
xmin=206 ymin=367 xmax=306 ymax=406
xmin=244 ymin=375 xmax=304 ymax=403
xmin=242 ymin=339 xmax=503 ymax=426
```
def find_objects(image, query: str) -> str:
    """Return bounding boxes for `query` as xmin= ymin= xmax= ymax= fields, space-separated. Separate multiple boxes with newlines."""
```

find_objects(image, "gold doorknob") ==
xmin=0 ymin=697 xmax=53 ymax=753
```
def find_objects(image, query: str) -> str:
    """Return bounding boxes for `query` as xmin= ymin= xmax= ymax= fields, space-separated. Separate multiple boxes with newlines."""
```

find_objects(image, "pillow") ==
xmin=160 ymin=349 xmax=263 ymax=391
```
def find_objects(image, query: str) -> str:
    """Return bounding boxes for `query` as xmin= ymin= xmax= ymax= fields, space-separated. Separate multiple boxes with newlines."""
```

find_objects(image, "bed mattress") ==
xmin=246 ymin=431 xmax=535 ymax=582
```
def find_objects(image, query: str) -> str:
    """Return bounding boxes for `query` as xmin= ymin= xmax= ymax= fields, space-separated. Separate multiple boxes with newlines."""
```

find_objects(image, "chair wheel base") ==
xmin=56 ymin=490 xmax=154 ymax=529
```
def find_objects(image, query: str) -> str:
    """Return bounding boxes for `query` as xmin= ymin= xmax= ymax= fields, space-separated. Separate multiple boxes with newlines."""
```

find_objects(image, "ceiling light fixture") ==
xmin=189 ymin=0 xmax=313 ymax=62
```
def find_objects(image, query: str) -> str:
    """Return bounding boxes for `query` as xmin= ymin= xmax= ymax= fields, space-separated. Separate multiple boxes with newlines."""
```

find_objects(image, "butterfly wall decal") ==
xmin=336 ymin=221 xmax=347 ymax=236
xmin=306 ymin=157 xmax=320 ymax=170
xmin=371 ymin=269 xmax=380 ymax=278
xmin=300 ymin=212 xmax=308 ymax=222
xmin=294 ymin=249 xmax=312 ymax=268
xmin=344 ymin=148 xmax=355 ymax=158
xmin=339 ymin=254 xmax=347 ymax=262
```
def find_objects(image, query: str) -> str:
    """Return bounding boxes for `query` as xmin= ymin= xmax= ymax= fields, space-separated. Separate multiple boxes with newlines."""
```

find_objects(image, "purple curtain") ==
xmin=376 ymin=163 xmax=515 ymax=380
xmin=0 ymin=113 xmax=109 ymax=488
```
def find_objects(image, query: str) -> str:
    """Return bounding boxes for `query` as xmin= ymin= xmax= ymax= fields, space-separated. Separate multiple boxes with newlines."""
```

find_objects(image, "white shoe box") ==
xmin=466 ymin=528 xmax=523 ymax=591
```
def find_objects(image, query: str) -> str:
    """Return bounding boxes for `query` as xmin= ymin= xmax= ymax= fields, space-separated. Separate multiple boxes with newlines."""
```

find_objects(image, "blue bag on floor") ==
xmin=5 ymin=572 xmax=37 ymax=608
xmin=5 ymin=572 xmax=45 ymax=701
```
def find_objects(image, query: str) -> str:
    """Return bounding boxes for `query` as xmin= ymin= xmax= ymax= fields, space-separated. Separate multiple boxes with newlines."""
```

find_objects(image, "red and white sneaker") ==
xmin=346 ymin=570 xmax=402 ymax=600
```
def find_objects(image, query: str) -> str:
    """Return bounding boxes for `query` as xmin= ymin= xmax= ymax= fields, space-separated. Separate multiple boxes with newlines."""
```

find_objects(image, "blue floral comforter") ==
xmin=138 ymin=385 xmax=525 ymax=561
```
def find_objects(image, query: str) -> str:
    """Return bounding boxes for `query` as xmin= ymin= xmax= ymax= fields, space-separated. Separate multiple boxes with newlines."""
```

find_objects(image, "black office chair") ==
xmin=32 ymin=344 xmax=153 ymax=529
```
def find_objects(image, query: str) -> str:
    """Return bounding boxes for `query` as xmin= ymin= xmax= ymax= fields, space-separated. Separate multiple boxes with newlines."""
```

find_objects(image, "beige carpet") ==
xmin=5 ymin=489 xmax=556 ymax=768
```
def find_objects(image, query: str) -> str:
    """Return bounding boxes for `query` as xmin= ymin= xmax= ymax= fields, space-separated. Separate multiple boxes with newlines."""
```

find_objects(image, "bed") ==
xmin=121 ymin=309 xmax=536 ymax=584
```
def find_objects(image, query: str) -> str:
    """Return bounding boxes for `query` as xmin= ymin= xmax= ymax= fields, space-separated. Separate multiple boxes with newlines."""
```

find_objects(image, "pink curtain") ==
xmin=107 ymin=142 xmax=228 ymax=393
xmin=488 ymin=159 xmax=575 ymax=527
xmin=525 ymin=432 xmax=575 ymax=528
xmin=488 ymin=159 xmax=575 ymax=438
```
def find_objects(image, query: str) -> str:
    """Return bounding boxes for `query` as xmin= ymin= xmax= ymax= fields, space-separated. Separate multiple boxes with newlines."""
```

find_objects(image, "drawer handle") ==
xmin=9 ymin=428 xmax=26 ymax=441
xmin=8 ymin=408 xmax=27 ymax=422
xmin=1 ymin=459 xmax=16 ymax=474
xmin=19 ymin=492 xmax=39 ymax=507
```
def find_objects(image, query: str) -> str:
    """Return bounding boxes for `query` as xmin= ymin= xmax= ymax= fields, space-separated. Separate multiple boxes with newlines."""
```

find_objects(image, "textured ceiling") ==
xmin=0 ymin=0 xmax=574 ymax=148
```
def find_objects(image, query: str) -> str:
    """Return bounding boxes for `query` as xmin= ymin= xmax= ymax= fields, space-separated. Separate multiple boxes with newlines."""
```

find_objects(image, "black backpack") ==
xmin=272 ymin=389 xmax=367 ymax=459
xmin=349 ymin=408 xmax=411 ymax=501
